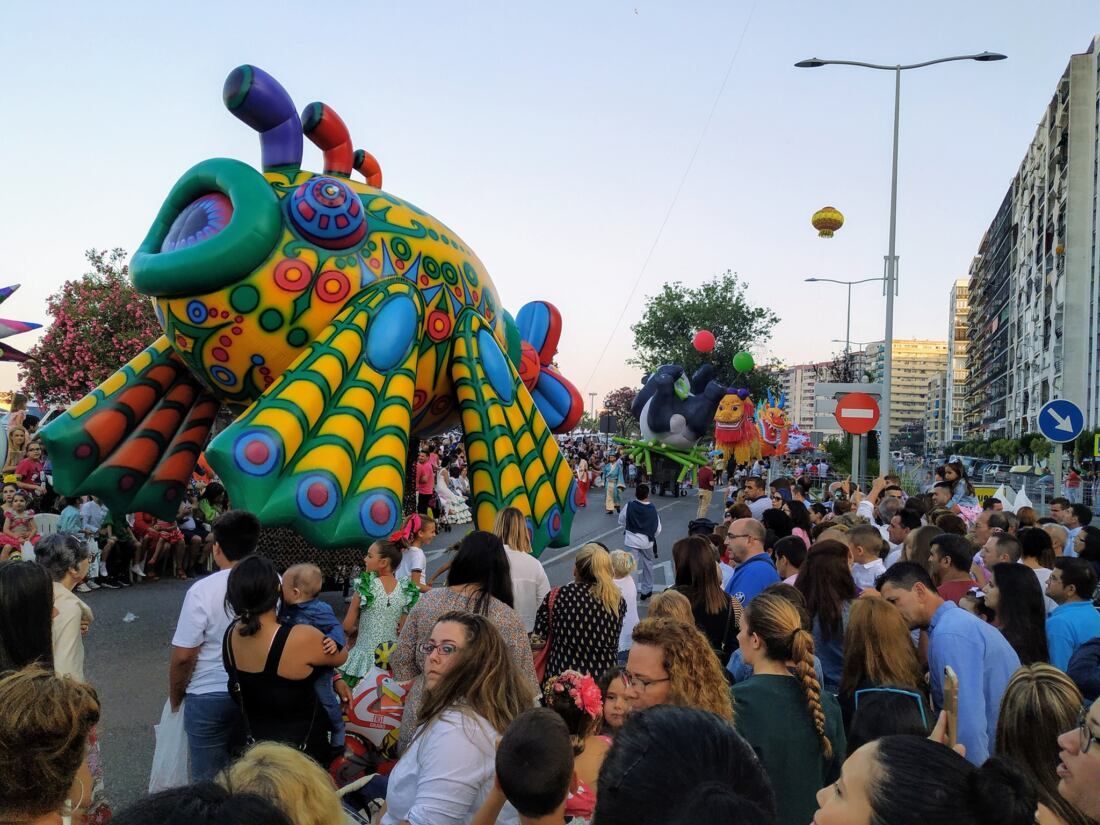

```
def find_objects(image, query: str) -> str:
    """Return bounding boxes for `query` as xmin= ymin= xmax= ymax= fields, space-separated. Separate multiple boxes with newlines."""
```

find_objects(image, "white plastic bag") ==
xmin=149 ymin=699 xmax=189 ymax=792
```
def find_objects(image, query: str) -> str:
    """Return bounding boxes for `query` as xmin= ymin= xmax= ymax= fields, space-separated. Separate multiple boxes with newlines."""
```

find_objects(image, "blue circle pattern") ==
xmin=546 ymin=505 xmax=562 ymax=539
xmin=567 ymin=480 xmax=580 ymax=513
xmin=296 ymin=474 xmax=340 ymax=521
xmin=210 ymin=365 xmax=237 ymax=386
xmin=359 ymin=492 xmax=399 ymax=537
xmin=186 ymin=300 xmax=207 ymax=323
xmin=233 ymin=431 xmax=280 ymax=476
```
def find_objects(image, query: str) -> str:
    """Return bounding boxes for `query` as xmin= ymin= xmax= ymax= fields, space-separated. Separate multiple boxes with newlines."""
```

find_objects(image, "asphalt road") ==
xmin=83 ymin=486 xmax=712 ymax=809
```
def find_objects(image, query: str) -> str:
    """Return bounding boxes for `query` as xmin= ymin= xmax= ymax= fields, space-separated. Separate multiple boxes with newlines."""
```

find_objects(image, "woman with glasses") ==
xmin=384 ymin=612 xmax=530 ymax=825
xmin=838 ymin=598 xmax=926 ymax=730
xmin=533 ymin=544 xmax=625 ymax=686
xmin=795 ymin=540 xmax=856 ymax=695
xmin=997 ymin=665 xmax=1092 ymax=825
xmin=392 ymin=531 xmax=538 ymax=752
xmin=624 ymin=617 xmax=733 ymax=720
xmin=732 ymin=592 xmax=844 ymax=825
xmin=1059 ymin=696 xmax=1100 ymax=821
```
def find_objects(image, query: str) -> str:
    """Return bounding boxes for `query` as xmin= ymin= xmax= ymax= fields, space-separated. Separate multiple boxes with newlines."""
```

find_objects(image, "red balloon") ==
xmin=693 ymin=330 xmax=716 ymax=353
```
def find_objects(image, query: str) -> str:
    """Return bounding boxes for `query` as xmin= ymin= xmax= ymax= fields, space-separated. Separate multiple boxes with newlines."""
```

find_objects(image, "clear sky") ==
xmin=1 ymin=1 xmax=1096 ymax=407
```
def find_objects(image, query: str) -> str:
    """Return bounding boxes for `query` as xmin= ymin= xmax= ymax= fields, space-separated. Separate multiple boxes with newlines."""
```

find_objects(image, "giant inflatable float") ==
xmin=41 ymin=65 xmax=584 ymax=554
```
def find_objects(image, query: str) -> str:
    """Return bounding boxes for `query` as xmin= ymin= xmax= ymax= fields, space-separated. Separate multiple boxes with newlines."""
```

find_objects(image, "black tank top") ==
xmin=223 ymin=622 xmax=327 ymax=760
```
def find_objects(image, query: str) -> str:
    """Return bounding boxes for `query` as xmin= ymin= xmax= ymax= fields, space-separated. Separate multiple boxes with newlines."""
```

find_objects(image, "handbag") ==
xmin=533 ymin=587 xmax=559 ymax=682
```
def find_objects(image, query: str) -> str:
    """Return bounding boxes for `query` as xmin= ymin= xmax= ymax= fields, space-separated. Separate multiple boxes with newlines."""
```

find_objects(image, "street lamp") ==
xmin=805 ymin=276 xmax=883 ymax=362
xmin=796 ymin=51 xmax=1006 ymax=473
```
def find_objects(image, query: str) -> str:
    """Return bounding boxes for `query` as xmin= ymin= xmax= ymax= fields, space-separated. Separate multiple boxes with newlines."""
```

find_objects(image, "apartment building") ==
xmin=944 ymin=279 xmax=969 ymax=443
xmin=866 ymin=339 xmax=949 ymax=437
xmin=925 ymin=372 xmax=948 ymax=455
xmin=779 ymin=351 xmax=870 ymax=433
xmin=966 ymin=36 xmax=1100 ymax=436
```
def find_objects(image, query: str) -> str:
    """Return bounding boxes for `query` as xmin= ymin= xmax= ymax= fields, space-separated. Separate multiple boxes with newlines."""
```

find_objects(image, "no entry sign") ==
xmin=834 ymin=392 xmax=880 ymax=435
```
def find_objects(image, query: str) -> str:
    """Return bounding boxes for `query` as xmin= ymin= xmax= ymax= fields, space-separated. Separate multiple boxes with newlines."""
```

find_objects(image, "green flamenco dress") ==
xmin=339 ymin=571 xmax=420 ymax=687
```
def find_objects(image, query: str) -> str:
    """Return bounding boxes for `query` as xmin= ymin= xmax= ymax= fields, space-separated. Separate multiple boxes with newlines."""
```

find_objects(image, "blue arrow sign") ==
xmin=1038 ymin=398 xmax=1085 ymax=443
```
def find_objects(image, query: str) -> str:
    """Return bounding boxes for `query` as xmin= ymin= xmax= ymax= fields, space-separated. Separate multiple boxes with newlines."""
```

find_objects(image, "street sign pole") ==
xmin=1037 ymin=399 xmax=1085 ymax=500
xmin=851 ymin=434 xmax=859 ymax=485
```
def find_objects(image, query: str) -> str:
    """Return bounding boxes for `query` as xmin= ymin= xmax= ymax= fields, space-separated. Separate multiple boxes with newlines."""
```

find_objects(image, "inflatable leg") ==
xmin=39 ymin=336 xmax=219 ymax=519
xmin=450 ymin=309 xmax=577 ymax=554
xmin=205 ymin=281 xmax=423 ymax=548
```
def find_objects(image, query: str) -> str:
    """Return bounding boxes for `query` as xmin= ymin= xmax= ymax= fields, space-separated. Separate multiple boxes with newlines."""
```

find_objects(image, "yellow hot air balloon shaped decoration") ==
xmin=812 ymin=206 xmax=844 ymax=238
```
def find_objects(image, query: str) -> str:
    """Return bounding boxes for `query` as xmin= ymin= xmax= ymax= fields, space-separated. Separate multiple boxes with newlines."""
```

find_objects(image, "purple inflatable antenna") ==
xmin=222 ymin=65 xmax=303 ymax=171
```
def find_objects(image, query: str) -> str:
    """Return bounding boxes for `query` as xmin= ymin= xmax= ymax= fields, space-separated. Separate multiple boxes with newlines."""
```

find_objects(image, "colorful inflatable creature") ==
xmin=714 ymin=391 xmax=761 ymax=465
xmin=758 ymin=390 xmax=791 ymax=458
xmin=41 ymin=65 xmax=584 ymax=553
xmin=631 ymin=365 xmax=726 ymax=450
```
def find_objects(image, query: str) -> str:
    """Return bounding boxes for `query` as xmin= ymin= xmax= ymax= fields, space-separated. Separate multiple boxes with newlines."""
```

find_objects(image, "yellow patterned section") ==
xmin=450 ymin=311 xmax=575 ymax=553
xmin=205 ymin=282 xmax=422 ymax=547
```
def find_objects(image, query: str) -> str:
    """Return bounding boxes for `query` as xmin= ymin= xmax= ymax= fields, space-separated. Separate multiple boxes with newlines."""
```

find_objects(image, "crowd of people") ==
xmin=9 ymin=433 xmax=1100 ymax=825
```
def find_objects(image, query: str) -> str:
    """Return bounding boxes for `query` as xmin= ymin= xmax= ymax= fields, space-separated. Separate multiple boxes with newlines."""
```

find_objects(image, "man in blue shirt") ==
xmin=879 ymin=561 xmax=1019 ymax=766
xmin=1046 ymin=557 xmax=1100 ymax=670
xmin=724 ymin=518 xmax=779 ymax=605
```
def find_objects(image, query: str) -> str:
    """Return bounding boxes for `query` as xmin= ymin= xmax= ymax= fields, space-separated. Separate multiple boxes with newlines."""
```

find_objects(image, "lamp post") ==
xmin=805 ymin=276 xmax=883 ymax=369
xmin=796 ymin=51 xmax=1006 ymax=474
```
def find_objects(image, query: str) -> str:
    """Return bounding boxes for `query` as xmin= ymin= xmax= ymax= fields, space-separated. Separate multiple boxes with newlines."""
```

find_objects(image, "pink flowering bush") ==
xmin=19 ymin=249 xmax=162 ymax=406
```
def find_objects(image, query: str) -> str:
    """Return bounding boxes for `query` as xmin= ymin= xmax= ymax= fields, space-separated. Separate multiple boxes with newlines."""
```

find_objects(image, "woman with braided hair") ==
xmin=732 ymin=591 xmax=845 ymax=825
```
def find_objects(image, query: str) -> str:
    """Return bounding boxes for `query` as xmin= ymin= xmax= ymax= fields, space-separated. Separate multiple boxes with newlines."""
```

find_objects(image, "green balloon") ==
xmin=733 ymin=351 xmax=755 ymax=373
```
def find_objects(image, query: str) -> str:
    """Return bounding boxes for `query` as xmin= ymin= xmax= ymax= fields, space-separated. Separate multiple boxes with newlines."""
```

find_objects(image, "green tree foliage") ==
xmin=629 ymin=270 xmax=781 ymax=397
xmin=603 ymin=386 xmax=638 ymax=435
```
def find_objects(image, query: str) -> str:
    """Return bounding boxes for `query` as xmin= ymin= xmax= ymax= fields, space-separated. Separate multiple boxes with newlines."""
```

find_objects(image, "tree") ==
xmin=20 ymin=249 xmax=162 ymax=406
xmin=629 ymin=270 xmax=781 ymax=397
xmin=603 ymin=386 xmax=638 ymax=435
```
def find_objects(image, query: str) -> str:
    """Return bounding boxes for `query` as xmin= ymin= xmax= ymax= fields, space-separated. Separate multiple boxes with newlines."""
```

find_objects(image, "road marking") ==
xmin=538 ymin=500 xmax=683 ymax=568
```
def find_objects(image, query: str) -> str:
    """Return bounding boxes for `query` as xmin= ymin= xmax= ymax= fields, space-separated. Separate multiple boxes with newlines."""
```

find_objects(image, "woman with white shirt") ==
xmin=34 ymin=533 xmax=93 ymax=681
xmin=494 ymin=507 xmax=550 ymax=632
xmin=383 ymin=611 xmax=529 ymax=825
xmin=610 ymin=550 xmax=639 ymax=663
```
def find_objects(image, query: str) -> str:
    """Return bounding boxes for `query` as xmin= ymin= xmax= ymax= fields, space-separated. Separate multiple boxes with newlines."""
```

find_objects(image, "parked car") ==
xmin=982 ymin=463 xmax=1012 ymax=484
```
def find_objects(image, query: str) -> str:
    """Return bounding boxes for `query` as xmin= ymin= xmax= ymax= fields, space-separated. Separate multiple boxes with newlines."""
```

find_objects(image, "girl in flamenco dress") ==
xmin=340 ymin=540 xmax=420 ymax=684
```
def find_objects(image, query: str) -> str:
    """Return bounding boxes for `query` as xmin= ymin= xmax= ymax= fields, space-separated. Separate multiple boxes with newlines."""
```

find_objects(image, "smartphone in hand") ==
xmin=943 ymin=666 xmax=959 ymax=749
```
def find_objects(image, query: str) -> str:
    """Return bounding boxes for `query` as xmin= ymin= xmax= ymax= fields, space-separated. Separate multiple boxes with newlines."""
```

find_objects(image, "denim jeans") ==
xmin=183 ymin=692 xmax=239 ymax=782
xmin=315 ymin=672 xmax=345 ymax=747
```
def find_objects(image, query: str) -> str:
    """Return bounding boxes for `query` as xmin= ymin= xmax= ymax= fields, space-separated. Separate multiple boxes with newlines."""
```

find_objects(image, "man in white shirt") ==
xmin=743 ymin=476 xmax=771 ymax=521
xmin=168 ymin=509 xmax=260 ymax=781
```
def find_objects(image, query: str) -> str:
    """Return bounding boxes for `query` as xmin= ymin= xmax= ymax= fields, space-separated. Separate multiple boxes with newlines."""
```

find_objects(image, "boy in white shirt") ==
xmin=848 ymin=524 xmax=887 ymax=591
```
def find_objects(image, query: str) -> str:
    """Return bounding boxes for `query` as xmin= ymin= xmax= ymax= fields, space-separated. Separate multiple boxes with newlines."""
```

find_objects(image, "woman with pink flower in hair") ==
xmin=544 ymin=669 xmax=612 ymax=822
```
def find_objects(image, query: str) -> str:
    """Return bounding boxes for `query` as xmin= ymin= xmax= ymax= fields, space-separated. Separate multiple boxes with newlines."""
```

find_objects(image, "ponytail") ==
xmin=745 ymin=593 xmax=832 ymax=759
xmin=870 ymin=737 xmax=1037 ymax=825
xmin=390 ymin=513 xmax=435 ymax=549
xmin=791 ymin=627 xmax=832 ymax=760
xmin=576 ymin=544 xmax=621 ymax=616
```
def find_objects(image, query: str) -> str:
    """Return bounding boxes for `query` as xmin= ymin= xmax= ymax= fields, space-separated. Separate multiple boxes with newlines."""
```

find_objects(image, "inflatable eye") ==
xmin=288 ymin=176 xmax=367 ymax=250
xmin=161 ymin=193 xmax=234 ymax=252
